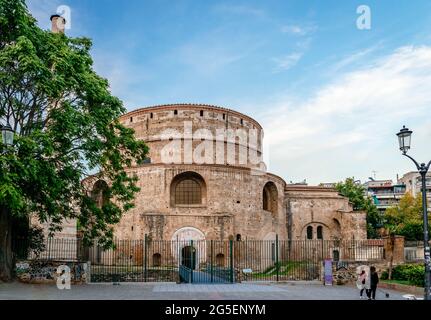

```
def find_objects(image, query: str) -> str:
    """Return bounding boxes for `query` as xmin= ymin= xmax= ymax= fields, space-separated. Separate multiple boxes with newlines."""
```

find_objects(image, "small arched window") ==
xmin=307 ymin=226 xmax=313 ymax=240
xmin=91 ymin=180 xmax=109 ymax=208
xmin=263 ymin=182 xmax=278 ymax=214
xmin=153 ymin=253 xmax=161 ymax=267
xmin=317 ymin=226 xmax=323 ymax=239
xmin=216 ymin=253 xmax=225 ymax=267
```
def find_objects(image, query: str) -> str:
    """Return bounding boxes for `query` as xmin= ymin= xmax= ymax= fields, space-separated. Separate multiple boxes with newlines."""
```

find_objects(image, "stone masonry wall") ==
xmin=15 ymin=260 xmax=88 ymax=284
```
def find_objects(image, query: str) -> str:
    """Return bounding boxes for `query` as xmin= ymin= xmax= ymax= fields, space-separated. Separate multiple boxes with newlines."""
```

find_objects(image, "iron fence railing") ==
xmin=12 ymin=237 xmax=386 ymax=283
xmin=12 ymin=237 xmax=84 ymax=261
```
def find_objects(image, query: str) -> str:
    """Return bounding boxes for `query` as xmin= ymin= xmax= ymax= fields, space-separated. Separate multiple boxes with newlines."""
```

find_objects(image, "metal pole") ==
xmin=276 ymin=234 xmax=279 ymax=282
xmin=190 ymin=240 xmax=193 ymax=283
xmin=210 ymin=240 xmax=213 ymax=283
xmin=144 ymin=234 xmax=148 ymax=282
xmin=229 ymin=240 xmax=234 ymax=283
xmin=420 ymin=171 xmax=430 ymax=300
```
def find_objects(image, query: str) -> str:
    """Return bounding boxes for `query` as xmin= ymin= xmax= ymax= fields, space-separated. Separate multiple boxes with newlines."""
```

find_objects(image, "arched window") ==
xmin=307 ymin=226 xmax=313 ymax=240
xmin=216 ymin=253 xmax=225 ymax=267
xmin=91 ymin=180 xmax=109 ymax=208
xmin=263 ymin=182 xmax=278 ymax=214
xmin=175 ymin=179 xmax=201 ymax=204
xmin=317 ymin=226 xmax=323 ymax=239
xmin=333 ymin=250 xmax=340 ymax=262
xmin=171 ymin=172 xmax=206 ymax=206
xmin=153 ymin=253 xmax=161 ymax=267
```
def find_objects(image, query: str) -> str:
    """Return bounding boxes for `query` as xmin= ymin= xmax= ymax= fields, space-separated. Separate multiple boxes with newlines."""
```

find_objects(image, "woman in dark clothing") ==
xmin=367 ymin=266 xmax=379 ymax=300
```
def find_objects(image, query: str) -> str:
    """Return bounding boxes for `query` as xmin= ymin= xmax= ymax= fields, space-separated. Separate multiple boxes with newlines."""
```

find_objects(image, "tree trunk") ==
xmin=388 ymin=235 xmax=395 ymax=280
xmin=0 ymin=206 xmax=13 ymax=282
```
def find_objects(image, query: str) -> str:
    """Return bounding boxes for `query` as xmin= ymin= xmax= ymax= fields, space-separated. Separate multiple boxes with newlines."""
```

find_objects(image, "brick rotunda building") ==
xmin=83 ymin=103 xmax=367 ymax=243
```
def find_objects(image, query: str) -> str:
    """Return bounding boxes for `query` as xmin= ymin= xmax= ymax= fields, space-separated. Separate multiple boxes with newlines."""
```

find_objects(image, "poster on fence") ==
xmin=324 ymin=259 xmax=333 ymax=286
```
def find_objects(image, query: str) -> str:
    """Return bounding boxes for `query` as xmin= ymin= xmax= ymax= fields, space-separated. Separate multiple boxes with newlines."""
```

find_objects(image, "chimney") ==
xmin=50 ymin=14 xmax=66 ymax=33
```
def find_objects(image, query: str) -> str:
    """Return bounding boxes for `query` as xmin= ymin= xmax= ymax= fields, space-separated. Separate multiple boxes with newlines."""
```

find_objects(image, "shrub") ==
xmin=380 ymin=270 xmax=388 ymax=280
xmin=389 ymin=264 xmax=425 ymax=287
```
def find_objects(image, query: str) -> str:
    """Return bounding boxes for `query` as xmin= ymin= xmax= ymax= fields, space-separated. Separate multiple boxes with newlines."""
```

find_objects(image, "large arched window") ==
xmin=263 ymin=181 xmax=278 ymax=214
xmin=175 ymin=179 xmax=201 ymax=204
xmin=91 ymin=180 xmax=109 ymax=208
xmin=170 ymin=172 xmax=206 ymax=206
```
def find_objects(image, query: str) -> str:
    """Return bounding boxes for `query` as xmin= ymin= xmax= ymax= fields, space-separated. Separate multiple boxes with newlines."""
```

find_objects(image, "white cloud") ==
xmin=281 ymin=24 xmax=316 ymax=36
xmin=330 ymin=45 xmax=380 ymax=73
xmin=272 ymin=53 xmax=303 ymax=72
xmin=261 ymin=46 xmax=431 ymax=184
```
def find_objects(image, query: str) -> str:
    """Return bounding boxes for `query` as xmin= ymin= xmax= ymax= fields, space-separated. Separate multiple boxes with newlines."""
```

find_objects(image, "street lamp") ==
xmin=397 ymin=125 xmax=431 ymax=300
xmin=1 ymin=123 xmax=14 ymax=147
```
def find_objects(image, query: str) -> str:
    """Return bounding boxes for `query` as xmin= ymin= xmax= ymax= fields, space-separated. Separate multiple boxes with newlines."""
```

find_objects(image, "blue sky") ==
xmin=27 ymin=0 xmax=431 ymax=185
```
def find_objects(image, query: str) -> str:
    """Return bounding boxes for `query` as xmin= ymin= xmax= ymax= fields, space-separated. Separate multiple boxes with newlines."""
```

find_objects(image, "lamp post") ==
xmin=1 ymin=123 xmax=14 ymax=147
xmin=397 ymin=125 xmax=431 ymax=300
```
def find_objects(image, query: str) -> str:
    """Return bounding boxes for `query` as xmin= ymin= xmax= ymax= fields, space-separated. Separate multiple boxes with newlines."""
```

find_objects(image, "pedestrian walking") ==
xmin=367 ymin=266 xmax=379 ymax=300
xmin=356 ymin=270 xmax=367 ymax=299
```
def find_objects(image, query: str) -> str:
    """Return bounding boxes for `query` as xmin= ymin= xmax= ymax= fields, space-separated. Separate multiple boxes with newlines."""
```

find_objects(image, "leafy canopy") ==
xmin=384 ymin=192 xmax=430 ymax=241
xmin=0 ymin=0 xmax=148 ymax=247
xmin=335 ymin=178 xmax=382 ymax=238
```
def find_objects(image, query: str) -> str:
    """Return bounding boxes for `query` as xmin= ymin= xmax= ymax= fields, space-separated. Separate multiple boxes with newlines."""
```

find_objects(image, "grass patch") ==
xmin=381 ymin=279 xmax=423 ymax=288
xmin=250 ymin=261 xmax=316 ymax=278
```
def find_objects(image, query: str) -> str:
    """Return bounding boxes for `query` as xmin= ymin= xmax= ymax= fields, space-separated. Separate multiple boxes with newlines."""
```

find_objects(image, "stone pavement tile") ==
xmin=0 ymin=281 xmax=412 ymax=300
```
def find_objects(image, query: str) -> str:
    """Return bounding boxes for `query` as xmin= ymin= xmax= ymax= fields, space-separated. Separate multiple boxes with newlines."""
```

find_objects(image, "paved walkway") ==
xmin=0 ymin=281 xmax=413 ymax=300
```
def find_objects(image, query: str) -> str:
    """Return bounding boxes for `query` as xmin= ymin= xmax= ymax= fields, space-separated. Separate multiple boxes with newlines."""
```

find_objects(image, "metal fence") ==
xmin=13 ymin=237 xmax=386 ymax=283
xmin=404 ymin=241 xmax=430 ymax=262
xmin=12 ymin=237 xmax=84 ymax=261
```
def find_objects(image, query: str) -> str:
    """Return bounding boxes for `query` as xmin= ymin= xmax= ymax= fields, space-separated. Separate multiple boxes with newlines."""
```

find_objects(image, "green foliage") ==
xmin=335 ymin=178 xmax=382 ymax=238
xmin=388 ymin=264 xmax=425 ymax=287
xmin=0 ymin=0 xmax=148 ymax=248
xmin=27 ymin=226 xmax=45 ymax=257
xmin=383 ymin=193 xmax=431 ymax=241
xmin=13 ymin=226 xmax=45 ymax=259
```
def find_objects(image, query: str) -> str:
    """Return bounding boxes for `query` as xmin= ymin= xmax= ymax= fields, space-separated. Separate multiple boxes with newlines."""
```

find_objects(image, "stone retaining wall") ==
xmin=15 ymin=260 xmax=88 ymax=284
xmin=332 ymin=261 xmax=389 ymax=285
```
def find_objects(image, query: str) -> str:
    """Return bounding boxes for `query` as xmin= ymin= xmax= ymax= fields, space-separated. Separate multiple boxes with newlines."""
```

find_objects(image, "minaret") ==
xmin=50 ymin=14 xmax=66 ymax=33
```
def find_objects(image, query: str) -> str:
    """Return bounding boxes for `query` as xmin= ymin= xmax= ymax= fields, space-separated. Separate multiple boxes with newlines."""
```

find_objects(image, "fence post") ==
xmin=47 ymin=237 xmax=51 ymax=260
xmin=229 ymin=240 xmax=234 ymax=283
xmin=276 ymin=234 xmax=279 ymax=282
xmin=190 ymin=240 xmax=194 ymax=283
xmin=144 ymin=234 xmax=148 ymax=282
xmin=210 ymin=240 xmax=213 ymax=283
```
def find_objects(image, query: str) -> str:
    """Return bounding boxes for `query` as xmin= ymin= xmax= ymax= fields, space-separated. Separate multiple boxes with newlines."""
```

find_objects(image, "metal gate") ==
xmin=87 ymin=238 xmax=236 ymax=283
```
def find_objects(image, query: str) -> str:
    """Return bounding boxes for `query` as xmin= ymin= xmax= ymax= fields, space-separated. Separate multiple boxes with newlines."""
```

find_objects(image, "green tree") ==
xmin=335 ymin=178 xmax=382 ymax=238
xmin=384 ymin=192 xmax=430 ymax=241
xmin=0 ymin=0 xmax=148 ymax=281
